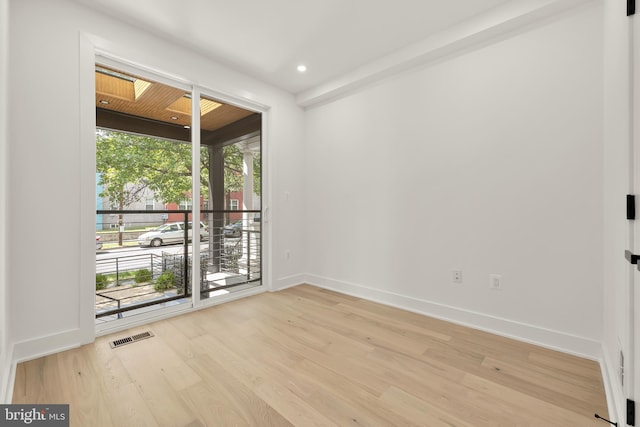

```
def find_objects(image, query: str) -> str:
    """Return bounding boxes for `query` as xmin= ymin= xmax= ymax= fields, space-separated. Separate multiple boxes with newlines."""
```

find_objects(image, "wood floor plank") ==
xmin=380 ymin=385 xmax=477 ymax=427
xmin=102 ymin=382 xmax=160 ymax=427
xmin=184 ymin=354 xmax=294 ymax=427
xmin=480 ymin=356 xmax=607 ymax=415
xmin=12 ymin=285 xmax=608 ymax=426
xmin=55 ymin=348 xmax=116 ymax=427
xmin=192 ymin=331 xmax=338 ymax=426
xmin=462 ymin=373 xmax=603 ymax=426
xmin=293 ymin=357 xmax=425 ymax=427
xmin=115 ymin=329 xmax=202 ymax=392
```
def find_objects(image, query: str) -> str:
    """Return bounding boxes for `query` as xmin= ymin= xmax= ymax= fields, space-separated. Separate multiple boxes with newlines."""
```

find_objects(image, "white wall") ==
xmin=305 ymin=4 xmax=604 ymax=358
xmin=0 ymin=0 xmax=10 ymax=405
xmin=7 ymin=0 xmax=305 ymax=361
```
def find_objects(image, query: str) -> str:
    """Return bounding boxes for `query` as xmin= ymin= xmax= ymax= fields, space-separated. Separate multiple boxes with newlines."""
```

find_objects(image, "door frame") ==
xmin=633 ymin=9 xmax=640 ymax=406
xmin=81 ymin=41 xmax=270 ymax=338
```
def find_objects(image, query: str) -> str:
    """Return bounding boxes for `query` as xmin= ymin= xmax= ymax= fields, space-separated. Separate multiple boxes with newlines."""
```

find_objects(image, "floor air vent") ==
xmin=109 ymin=331 xmax=154 ymax=349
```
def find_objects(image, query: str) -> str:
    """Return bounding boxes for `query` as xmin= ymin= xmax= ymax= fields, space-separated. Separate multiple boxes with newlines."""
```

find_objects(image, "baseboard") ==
xmin=12 ymin=329 xmax=85 ymax=365
xmin=0 ymin=342 xmax=14 ymax=403
xmin=305 ymin=274 xmax=601 ymax=360
xmin=272 ymin=273 xmax=307 ymax=291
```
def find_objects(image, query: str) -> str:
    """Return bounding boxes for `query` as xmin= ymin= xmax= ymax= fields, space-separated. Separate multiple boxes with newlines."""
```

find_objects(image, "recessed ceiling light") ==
xmin=184 ymin=125 xmax=190 ymax=129
xmin=170 ymin=116 xmax=178 ymax=120
xmin=297 ymin=64 xmax=307 ymax=73
xmin=99 ymin=100 xmax=109 ymax=105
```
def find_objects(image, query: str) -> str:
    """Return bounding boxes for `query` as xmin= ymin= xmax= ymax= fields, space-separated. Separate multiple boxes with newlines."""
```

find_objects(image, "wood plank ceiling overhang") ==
xmin=95 ymin=66 xmax=260 ymax=145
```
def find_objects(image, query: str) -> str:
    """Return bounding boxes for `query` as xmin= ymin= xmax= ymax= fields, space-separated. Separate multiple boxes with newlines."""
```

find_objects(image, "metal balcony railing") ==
xmin=95 ymin=209 xmax=261 ymax=321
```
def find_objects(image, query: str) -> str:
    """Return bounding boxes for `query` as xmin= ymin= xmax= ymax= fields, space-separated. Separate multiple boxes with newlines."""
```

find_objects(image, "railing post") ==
xmin=115 ymin=258 xmax=119 ymax=286
xmin=247 ymin=229 xmax=251 ymax=279
xmin=183 ymin=211 xmax=189 ymax=296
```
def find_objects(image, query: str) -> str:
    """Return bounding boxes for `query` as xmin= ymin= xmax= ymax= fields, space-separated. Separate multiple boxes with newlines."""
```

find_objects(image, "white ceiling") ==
xmin=74 ymin=0 xmax=515 ymax=94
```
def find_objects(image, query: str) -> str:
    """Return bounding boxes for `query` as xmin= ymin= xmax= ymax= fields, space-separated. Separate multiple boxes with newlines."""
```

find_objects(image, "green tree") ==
xmin=96 ymin=131 xmax=158 ymax=244
xmin=97 ymin=130 xmax=260 ymax=240
xmin=253 ymin=152 xmax=261 ymax=196
xmin=97 ymin=130 xmax=193 ymax=205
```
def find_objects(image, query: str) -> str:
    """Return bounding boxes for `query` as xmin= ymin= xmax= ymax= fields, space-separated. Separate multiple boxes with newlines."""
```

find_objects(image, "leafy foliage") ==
xmin=95 ymin=273 xmax=108 ymax=291
xmin=154 ymin=270 xmax=177 ymax=292
xmin=96 ymin=130 xmax=260 ymax=208
xmin=134 ymin=269 xmax=153 ymax=283
xmin=253 ymin=153 xmax=261 ymax=196
xmin=97 ymin=130 xmax=193 ymax=206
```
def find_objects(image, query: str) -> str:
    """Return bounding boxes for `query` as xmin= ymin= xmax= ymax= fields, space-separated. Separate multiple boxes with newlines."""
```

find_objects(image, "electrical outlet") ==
xmin=489 ymin=274 xmax=503 ymax=290
xmin=452 ymin=270 xmax=462 ymax=283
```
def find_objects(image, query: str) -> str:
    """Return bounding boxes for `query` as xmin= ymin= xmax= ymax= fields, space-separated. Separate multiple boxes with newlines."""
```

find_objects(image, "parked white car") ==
xmin=137 ymin=221 xmax=208 ymax=247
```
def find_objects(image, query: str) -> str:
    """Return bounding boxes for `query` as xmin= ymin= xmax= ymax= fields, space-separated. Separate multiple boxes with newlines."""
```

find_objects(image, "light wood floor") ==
xmin=13 ymin=285 xmax=608 ymax=426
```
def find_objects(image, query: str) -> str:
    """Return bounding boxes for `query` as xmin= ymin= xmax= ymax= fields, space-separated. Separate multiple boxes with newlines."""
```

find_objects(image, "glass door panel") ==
xmin=95 ymin=64 xmax=193 ymax=323
xmin=198 ymin=94 xmax=262 ymax=298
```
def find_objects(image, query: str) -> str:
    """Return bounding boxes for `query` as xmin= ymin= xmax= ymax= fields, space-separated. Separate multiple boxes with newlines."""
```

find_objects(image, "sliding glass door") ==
xmin=94 ymin=61 xmax=262 ymax=327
